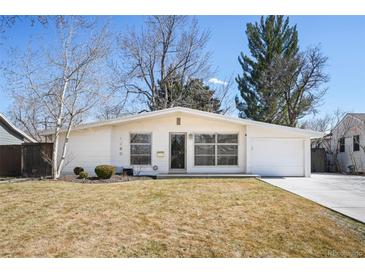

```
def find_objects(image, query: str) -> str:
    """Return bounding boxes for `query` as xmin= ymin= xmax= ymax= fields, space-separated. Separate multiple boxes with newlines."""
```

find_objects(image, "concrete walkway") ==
xmin=156 ymin=173 xmax=260 ymax=179
xmin=262 ymin=173 xmax=365 ymax=223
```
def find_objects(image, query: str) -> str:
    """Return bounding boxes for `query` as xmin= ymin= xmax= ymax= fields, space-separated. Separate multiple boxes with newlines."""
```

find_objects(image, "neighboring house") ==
xmin=0 ymin=113 xmax=36 ymax=145
xmin=42 ymin=107 xmax=322 ymax=177
xmin=330 ymin=113 xmax=365 ymax=173
xmin=0 ymin=113 xmax=36 ymax=177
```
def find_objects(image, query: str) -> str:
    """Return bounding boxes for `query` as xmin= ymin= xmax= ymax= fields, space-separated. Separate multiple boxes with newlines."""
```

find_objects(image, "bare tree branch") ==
xmin=4 ymin=16 xmax=112 ymax=179
xmin=110 ymin=16 xmax=212 ymax=112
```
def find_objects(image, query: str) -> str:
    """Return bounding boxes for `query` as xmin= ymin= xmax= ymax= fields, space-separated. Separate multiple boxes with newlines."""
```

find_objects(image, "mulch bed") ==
xmin=60 ymin=175 xmax=154 ymax=184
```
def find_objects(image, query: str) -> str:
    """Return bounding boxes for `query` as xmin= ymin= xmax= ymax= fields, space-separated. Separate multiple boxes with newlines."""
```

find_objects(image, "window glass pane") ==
xmin=130 ymin=133 xmax=151 ymax=164
xmin=217 ymin=156 xmax=238 ymax=165
xmin=131 ymin=144 xmax=151 ymax=155
xmin=194 ymin=134 xmax=215 ymax=143
xmin=339 ymin=138 xmax=345 ymax=152
xmin=217 ymin=145 xmax=238 ymax=155
xmin=195 ymin=145 xmax=215 ymax=155
xmin=217 ymin=134 xmax=238 ymax=143
xmin=130 ymin=134 xmax=151 ymax=143
xmin=353 ymin=135 xmax=360 ymax=151
xmin=131 ymin=155 xmax=151 ymax=165
xmin=194 ymin=156 xmax=215 ymax=166
xmin=193 ymin=133 xmax=239 ymax=166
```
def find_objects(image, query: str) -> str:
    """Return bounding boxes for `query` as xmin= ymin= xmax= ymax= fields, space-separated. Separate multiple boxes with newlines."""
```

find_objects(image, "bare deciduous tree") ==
xmin=262 ymin=47 xmax=329 ymax=127
xmin=301 ymin=108 xmax=346 ymax=134
xmin=96 ymin=102 xmax=130 ymax=120
xmin=111 ymin=15 xmax=215 ymax=112
xmin=8 ymin=95 xmax=53 ymax=141
xmin=304 ymin=110 xmax=346 ymax=162
xmin=0 ymin=16 xmax=49 ymax=33
xmin=301 ymin=114 xmax=334 ymax=133
xmin=4 ymin=16 xmax=111 ymax=179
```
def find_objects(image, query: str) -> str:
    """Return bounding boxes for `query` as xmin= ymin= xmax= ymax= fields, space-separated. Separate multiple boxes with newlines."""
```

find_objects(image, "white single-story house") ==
xmin=43 ymin=107 xmax=323 ymax=177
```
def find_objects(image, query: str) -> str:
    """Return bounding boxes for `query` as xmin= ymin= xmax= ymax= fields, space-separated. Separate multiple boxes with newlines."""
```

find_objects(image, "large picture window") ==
xmin=130 ymin=133 xmax=151 ymax=165
xmin=194 ymin=134 xmax=238 ymax=166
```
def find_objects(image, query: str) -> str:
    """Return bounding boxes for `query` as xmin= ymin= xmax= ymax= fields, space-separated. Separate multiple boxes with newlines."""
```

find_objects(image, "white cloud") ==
xmin=208 ymin=78 xmax=227 ymax=86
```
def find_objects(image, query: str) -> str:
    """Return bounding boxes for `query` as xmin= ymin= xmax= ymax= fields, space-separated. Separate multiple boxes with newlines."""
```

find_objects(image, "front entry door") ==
xmin=170 ymin=133 xmax=186 ymax=172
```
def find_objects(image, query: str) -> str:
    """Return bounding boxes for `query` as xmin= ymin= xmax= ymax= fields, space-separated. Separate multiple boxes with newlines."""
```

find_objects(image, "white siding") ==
xmin=110 ymin=112 xmax=246 ymax=175
xmin=250 ymin=138 xmax=305 ymax=176
xmin=247 ymin=125 xmax=309 ymax=177
xmin=58 ymin=127 xmax=112 ymax=175
xmin=0 ymin=122 xmax=24 ymax=145
xmin=57 ymin=111 xmax=312 ymax=177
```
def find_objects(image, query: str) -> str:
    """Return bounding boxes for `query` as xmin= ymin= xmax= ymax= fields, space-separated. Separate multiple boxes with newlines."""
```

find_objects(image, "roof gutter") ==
xmin=39 ymin=107 xmax=324 ymax=138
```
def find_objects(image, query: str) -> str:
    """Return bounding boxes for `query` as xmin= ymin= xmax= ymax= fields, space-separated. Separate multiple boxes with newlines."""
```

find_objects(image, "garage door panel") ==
xmin=251 ymin=138 xmax=304 ymax=176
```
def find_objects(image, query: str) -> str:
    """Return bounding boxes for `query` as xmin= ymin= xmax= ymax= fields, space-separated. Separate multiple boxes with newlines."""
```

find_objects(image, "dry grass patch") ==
xmin=0 ymin=178 xmax=364 ymax=257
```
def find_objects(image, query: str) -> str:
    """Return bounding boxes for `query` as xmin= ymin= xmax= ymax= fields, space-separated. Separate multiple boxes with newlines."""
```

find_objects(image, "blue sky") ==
xmin=1 ymin=16 xmax=364 ymax=118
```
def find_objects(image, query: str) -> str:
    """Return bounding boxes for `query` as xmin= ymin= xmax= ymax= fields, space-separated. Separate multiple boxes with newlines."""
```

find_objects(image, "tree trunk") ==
xmin=51 ymin=128 xmax=60 ymax=179
xmin=333 ymin=151 xmax=341 ymax=173
xmin=51 ymin=80 xmax=68 ymax=179
xmin=56 ymin=116 xmax=73 ymax=177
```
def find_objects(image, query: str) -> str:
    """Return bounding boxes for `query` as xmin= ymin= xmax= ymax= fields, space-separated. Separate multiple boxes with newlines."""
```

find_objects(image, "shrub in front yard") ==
xmin=78 ymin=171 xmax=88 ymax=179
xmin=95 ymin=165 xmax=115 ymax=179
xmin=73 ymin=167 xmax=84 ymax=175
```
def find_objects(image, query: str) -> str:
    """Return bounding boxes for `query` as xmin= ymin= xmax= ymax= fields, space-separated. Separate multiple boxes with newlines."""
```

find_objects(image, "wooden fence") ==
xmin=0 ymin=145 xmax=22 ymax=177
xmin=0 ymin=143 xmax=53 ymax=177
xmin=22 ymin=143 xmax=53 ymax=177
xmin=311 ymin=148 xmax=327 ymax=172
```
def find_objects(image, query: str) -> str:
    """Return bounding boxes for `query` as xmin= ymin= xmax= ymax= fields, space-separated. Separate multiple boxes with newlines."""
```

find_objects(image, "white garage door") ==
xmin=250 ymin=138 xmax=304 ymax=176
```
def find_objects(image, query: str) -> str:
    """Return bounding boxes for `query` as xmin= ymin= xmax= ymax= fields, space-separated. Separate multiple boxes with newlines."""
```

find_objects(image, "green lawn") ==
xmin=0 ymin=178 xmax=364 ymax=257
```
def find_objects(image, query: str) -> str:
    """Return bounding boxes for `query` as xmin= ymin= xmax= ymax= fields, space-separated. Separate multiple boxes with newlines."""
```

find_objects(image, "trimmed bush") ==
xmin=78 ymin=171 xmax=88 ymax=179
xmin=73 ymin=167 xmax=84 ymax=175
xmin=95 ymin=165 xmax=115 ymax=179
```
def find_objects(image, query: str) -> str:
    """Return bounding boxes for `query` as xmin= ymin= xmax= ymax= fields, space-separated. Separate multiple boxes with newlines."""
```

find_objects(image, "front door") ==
xmin=170 ymin=133 xmax=186 ymax=172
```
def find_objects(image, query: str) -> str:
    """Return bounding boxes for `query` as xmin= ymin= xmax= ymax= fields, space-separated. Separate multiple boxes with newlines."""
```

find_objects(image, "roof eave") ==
xmin=0 ymin=113 xmax=37 ymax=143
xmin=40 ymin=107 xmax=324 ymax=138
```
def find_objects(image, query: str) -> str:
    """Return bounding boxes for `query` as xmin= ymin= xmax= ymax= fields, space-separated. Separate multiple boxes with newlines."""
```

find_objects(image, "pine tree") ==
xmin=155 ymin=73 xmax=222 ymax=113
xmin=235 ymin=16 xmax=299 ymax=123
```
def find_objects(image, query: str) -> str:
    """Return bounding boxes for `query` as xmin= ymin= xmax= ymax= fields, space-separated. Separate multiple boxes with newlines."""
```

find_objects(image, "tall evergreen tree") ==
xmin=235 ymin=16 xmax=299 ymax=123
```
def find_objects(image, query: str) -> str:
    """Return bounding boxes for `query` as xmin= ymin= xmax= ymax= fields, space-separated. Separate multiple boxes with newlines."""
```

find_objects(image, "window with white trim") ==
xmin=217 ymin=134 xmax=238 ymax=165
xmin=194 ymin=133 xmax=238 ymax=166
xmin=130 ymin=133 xmax=151 ymax=165
xmin=194 ymin=134 xmax=216 ymax=166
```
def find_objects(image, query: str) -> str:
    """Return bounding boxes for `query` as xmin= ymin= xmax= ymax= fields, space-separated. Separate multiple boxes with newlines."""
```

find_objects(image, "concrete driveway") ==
xmin=262 ymin=173 xmax=365 ymax=223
